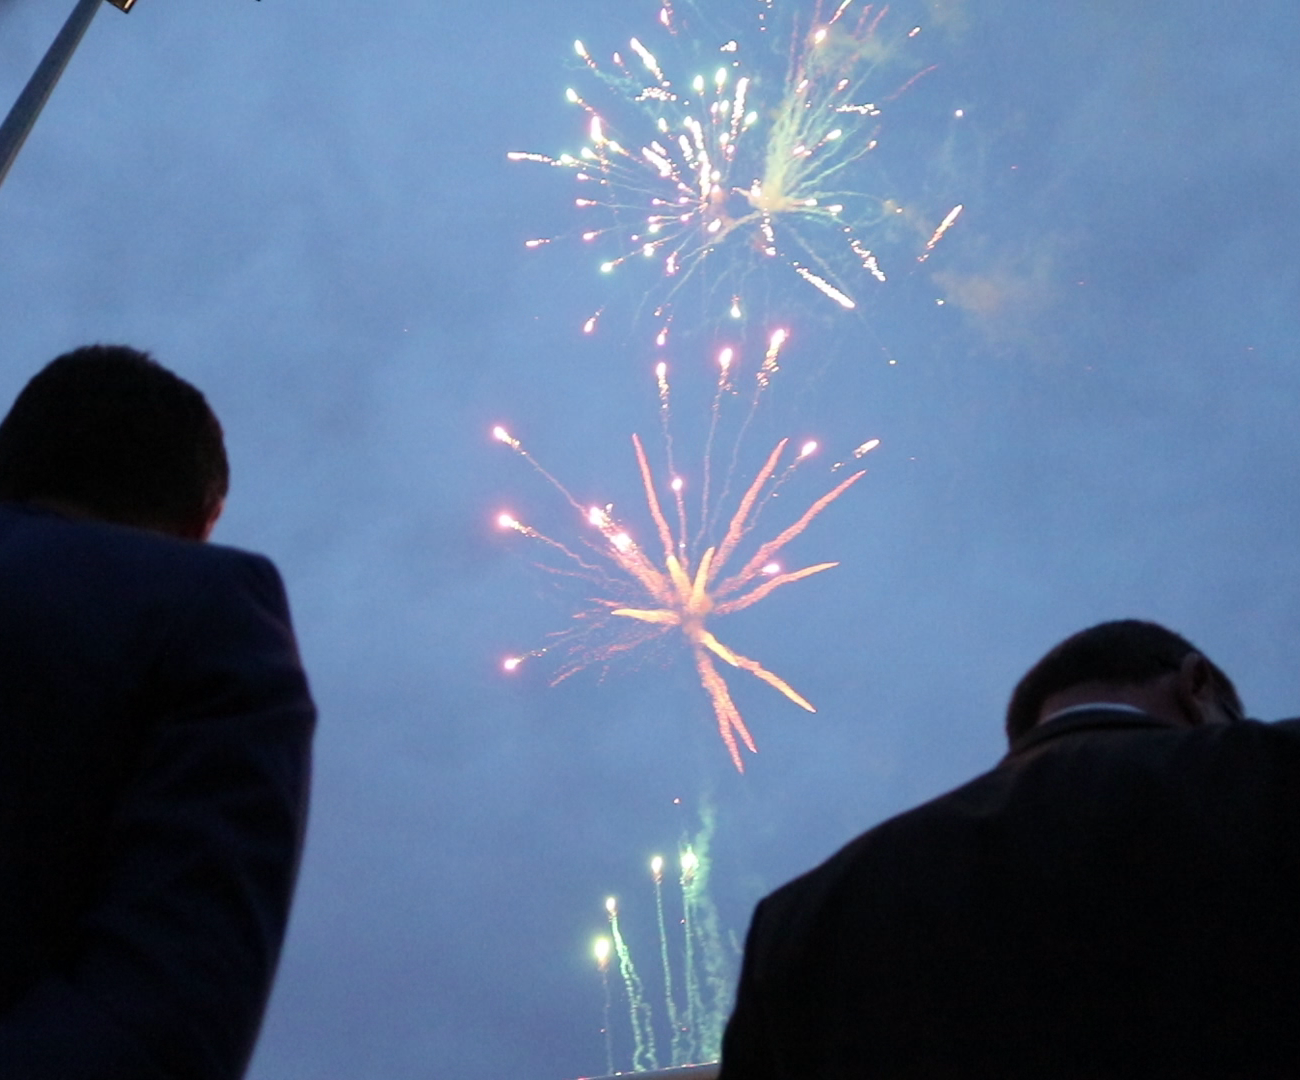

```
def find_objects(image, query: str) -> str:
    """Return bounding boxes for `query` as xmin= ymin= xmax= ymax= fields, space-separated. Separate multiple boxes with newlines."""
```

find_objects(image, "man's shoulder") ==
xmin=0 ymin=502 xmax=290 ymax=640
xmin=0 ymin=501 xmax=277 ymax=579
xmin=759 ymin=770 xmax=996 ymax=929
xmin=1255 ymin=716 xmax=1300 ymax=736
xmin=768 ymin=716 xmax=1300 ymax=914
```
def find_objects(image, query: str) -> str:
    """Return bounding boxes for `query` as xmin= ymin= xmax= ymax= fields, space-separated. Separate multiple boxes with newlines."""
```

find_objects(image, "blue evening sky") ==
xmin=2 ymin=1 xmax=1298 ymax=1076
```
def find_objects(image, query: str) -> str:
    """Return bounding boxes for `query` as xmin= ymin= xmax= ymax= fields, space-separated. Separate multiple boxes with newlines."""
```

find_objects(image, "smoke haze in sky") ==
xmin=2 ymin=1 xmax=1300 ymax=1076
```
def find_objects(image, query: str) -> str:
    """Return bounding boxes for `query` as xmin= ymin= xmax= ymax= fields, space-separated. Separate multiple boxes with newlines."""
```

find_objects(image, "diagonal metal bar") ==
xmin=0 ymin=0 xmax=116 ymax=191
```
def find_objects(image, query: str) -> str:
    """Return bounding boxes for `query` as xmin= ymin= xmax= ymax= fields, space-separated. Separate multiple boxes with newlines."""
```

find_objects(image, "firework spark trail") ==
xmin=492 ymin=426 xmax=590 ymax=524
xmin=833 ymin=436 xmax=882 ymax=472
xmin=496 ymin=345 xmax=872 ymax=771
xmin=675 ymin=838 xmax=732 ymax=1061
xmin=694 ymin=345 xmax=735 ymax=550
xmin=679 ymin=849 xmax=704 ymax=1061
xmin=509 ymin=0 xmax=962 ymax=336
xmin=918 ymin=202 xmax=964 ymax=262
xmin=594 ymin=937 xmax=615 ymax=1075
xmin=748 ymin=436 xmax=819 ymax=535
xmin=651 ymin=855 xmax=688 ymax=1065
xmin=714 ymin=467 xmax=865 ymax=605
xmin=682 ymin=814 xmax=733 ymax=1062
xmin=707 ymin=329 xmax=788 ymax=542
xmin=607 ymin=896 xmax=659 ymax=1071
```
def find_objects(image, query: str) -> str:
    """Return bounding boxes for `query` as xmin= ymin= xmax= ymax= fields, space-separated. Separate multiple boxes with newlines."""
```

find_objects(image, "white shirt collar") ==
xmin=1038 ymin=701 xmax=1149 ymax=726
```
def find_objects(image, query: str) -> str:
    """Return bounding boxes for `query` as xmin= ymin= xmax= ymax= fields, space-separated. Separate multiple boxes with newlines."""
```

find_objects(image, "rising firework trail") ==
xmin=594 ymin=936 xmax=615 ymax=1075
xmin=606 ymin=896 xmax=658 ymax=1071
xmin=681 ymin=837 xmax=731 ymax=1059
xmin=585 ymin=803 xmax=739 ymax=1071
xmin=679 ymin=847 xmax=705 ymax=1058
xmin=651 ymin=855 xmax=687 ymax=1064
xmin=495 ymin=333 xmax=876 ymax=770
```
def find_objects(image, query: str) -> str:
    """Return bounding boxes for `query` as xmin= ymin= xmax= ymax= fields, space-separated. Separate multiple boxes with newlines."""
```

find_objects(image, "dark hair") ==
xmin=0 ymin=345 xmax=228 ymax=535
xmin=1005 ymin=619 xmax=1242 ymax=743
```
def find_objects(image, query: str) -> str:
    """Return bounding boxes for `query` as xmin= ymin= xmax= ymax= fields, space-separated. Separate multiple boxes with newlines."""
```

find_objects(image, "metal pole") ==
xmin=0 ymin=0 xmax=106 ymax=191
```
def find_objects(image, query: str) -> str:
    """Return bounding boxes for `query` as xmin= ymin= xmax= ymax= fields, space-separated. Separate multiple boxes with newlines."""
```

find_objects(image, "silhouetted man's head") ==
xmin=1005 ymin=619 xmax=1243 ymax=743
xmin=0 ymin=345 xmax=228 ymax=539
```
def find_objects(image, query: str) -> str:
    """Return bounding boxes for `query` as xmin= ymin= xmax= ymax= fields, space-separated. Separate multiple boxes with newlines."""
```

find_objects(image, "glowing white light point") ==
xmin=612 ymin=532 xmax=633 ymax=553
xmin=761 ymin=563 xmax=781 ymax=576
xmin=671 ymin=477 xmax=683 ymax=492
xmin=650 ymin=855 xmax=664 ymax=875
xmin=605 ymin=896 xmax=617 ymax=915
xmin=800 ymin=440 xmax=818 ymax=458
xmin=503 ymin=657 xmax=522 ymax=672
xmin=718 ymin=347 xmax=734 ymax=371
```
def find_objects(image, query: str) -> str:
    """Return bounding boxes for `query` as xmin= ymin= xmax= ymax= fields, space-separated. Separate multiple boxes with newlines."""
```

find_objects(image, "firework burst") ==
xmin=510 ymin=0 xmax=962 ymax=338
xmin=494 ymin=332 xmax=876 ymax=771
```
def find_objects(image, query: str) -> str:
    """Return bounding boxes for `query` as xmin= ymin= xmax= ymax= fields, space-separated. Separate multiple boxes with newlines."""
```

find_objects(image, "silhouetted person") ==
xmin=719 ymin=619 xmax=1300 ymax=1079
xmin=0 ymin=346 xmax=315 ymax=1079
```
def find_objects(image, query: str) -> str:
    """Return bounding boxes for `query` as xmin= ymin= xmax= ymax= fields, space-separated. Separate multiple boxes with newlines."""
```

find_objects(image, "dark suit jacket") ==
xmin=720 ymin=709 xmax=1300 ymax=1079
xmin=0 ymin=502 xmax=315 ymax=1079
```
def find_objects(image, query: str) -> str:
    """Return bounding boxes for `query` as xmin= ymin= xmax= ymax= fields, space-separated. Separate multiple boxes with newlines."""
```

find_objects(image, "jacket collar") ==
xmin=1004 ymin=707 xmax=1183 ymax=761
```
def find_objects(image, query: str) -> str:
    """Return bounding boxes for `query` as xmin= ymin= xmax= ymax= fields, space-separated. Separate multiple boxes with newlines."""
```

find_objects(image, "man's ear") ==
xmin=198 ymin=498 xmax=224 ymax=541
xmin=1173 ymin=652 xmax=1214 ymax=725
xmin=175 ymin=498 xmax=224 ymax=542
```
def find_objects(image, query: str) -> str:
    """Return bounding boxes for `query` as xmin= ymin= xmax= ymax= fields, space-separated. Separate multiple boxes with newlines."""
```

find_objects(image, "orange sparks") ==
xmin=493 ymin=409 xmax=867 ymax=771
